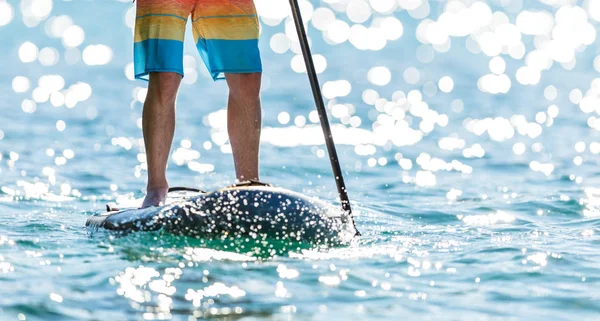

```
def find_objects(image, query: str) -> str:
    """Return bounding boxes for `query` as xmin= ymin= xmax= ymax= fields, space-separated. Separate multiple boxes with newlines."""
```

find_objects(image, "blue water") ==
xmin=1 ymin=0 xmax=600 ymax=320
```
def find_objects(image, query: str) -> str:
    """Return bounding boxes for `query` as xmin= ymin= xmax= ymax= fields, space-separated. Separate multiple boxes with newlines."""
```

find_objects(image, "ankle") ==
xmin=237 ymin=174 xmax=259 ymax=182
xmin=147 ymin=186 xmax=169 ymax=192
xmin=147 ymin=181 xmax=168 ymax=190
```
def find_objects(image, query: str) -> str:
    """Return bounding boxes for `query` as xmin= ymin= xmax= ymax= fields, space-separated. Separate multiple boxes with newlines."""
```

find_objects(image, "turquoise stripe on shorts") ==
xmin=134 ymin=39 xmax=184 ymax=81
xmin=196 ymin=39 xmax=262 ymax=80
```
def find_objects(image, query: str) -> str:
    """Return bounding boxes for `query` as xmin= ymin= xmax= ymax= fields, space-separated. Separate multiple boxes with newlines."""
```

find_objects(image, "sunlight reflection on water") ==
xmin=3 ymin=0 xmax=600 ymax=320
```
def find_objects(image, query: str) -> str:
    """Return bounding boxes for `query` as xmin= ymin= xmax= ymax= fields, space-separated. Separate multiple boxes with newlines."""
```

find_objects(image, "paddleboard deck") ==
xmin=86 ymin=183 xmax=357 ymax=243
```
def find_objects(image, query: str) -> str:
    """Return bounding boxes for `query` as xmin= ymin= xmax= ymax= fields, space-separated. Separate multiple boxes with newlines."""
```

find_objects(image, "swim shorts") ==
xmin=133 ymin=0 xmax=262 ymax=81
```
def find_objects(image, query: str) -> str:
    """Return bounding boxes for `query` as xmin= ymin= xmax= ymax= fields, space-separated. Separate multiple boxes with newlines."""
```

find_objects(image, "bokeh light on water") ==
xmin=2 ymin=0 xmax=600 ymax=320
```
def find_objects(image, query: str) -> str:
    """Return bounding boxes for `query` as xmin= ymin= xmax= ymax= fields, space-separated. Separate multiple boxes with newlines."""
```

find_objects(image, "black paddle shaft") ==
xmin=288 ymin=0 xmax=358 ymax=232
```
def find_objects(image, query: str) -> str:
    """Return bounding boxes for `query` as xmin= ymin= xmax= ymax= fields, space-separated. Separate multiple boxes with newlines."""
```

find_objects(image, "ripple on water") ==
xmin=3 ymin=0 xmax=600 ymax=320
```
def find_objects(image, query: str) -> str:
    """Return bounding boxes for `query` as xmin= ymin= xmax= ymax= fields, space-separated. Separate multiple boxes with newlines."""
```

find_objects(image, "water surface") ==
xmin=1 ymin=0 xmax=600 ymax=320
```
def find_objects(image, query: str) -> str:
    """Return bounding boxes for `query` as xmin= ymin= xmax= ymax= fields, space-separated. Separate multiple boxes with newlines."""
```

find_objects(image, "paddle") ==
xmin=288 ymin=0 xmax=360 ymax=235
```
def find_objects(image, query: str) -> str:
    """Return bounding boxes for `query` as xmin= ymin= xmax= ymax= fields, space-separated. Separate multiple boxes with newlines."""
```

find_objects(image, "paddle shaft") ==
xmin=288 ymin=0 xmax=356 ymax=226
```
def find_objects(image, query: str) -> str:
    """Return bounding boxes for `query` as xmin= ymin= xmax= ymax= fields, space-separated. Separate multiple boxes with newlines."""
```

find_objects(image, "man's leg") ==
xmin=141 ymin=72 xmax=181 ymax=208
xmin=225 ymin=72 xmax=262 ymax=181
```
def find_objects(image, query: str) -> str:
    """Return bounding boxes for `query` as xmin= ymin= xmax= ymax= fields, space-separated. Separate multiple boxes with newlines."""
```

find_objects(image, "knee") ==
xmin=148 ymin=72 xmax=181 ymax=105
xmin=227 ymin=73 xmax=261 ymax=100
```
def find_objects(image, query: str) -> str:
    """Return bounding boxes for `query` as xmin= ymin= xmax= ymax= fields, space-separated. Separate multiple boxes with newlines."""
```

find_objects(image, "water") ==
xmin=1 ymin=0 xmax=600 ymax=320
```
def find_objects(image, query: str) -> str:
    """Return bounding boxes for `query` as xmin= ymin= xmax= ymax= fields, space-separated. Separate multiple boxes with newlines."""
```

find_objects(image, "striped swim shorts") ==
xmin=133 ymin=0 xmax=262 ymax=81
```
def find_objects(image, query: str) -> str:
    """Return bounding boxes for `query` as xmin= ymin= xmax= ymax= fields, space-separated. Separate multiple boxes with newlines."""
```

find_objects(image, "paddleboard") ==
xmin=86 ymin=183 xmax=357 ymax=244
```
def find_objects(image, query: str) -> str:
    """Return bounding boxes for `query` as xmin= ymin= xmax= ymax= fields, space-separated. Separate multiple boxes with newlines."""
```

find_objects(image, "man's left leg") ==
xmin=225 ymin=72 xmax=262 ymax=181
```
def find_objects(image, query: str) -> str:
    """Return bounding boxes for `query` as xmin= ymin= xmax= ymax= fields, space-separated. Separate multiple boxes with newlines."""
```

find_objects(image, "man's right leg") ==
xmin=141 ymin=72 xmax=181 ymax=208
xmin=225 ymin=72 xmax=262 ymax=182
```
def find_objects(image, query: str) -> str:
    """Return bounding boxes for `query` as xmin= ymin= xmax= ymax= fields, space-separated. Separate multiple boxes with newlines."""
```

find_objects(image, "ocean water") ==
xmin=1 ymin=0 xmax=600 ymax=320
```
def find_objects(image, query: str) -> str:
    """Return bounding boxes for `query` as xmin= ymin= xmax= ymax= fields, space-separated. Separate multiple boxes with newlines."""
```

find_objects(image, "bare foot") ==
xmin=141 ymin=187 xmax=169 ymax=208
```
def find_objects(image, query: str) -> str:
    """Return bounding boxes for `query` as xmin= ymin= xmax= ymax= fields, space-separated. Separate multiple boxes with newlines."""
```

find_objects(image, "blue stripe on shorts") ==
xmin=134 ymin=39 xmax=184 ymax=81
xmin=196 ymin=39 xmax=262 ymax=81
